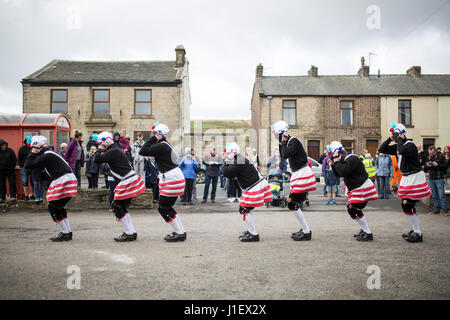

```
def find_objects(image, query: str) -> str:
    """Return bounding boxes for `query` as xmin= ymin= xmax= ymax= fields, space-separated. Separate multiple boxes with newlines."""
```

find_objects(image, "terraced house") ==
xmin=251 ymin=57 xmax=450 ymax=165
xmin=21 ymin=45 xmax=191 ymax=153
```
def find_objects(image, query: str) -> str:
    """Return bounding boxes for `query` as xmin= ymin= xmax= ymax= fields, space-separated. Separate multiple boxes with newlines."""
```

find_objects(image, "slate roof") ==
xmin=259 ymin=74 xmax=450 ymax=96
xmin=22 ymin=59 xmax=181 ymax=84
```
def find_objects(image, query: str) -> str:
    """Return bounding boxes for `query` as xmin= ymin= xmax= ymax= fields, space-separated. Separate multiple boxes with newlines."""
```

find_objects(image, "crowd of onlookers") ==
xmin=1 ymin=132 xmax=449 ymax=215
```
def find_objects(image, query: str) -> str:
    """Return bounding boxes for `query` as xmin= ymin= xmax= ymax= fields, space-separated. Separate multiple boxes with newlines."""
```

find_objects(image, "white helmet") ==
xmin=152 ymin=121 xmax=169 ymax=137
xmin=271 ymin=120 xmax=289 ymax=135
xmin=31 ymin=135 xmax=47 ymax=148
xmin=224 ymin=142 xmax=240 ymax=154
xmin=327 ymin=141 xmax=343 ymax=155
xmin=390 ymin=122 xmax=406 ymax=134
xmin=97 ymin=131 xmax=114 ymax=148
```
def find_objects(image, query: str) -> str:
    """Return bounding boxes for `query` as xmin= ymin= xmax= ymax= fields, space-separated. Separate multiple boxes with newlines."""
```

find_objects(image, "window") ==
xmin=282 ymin=100 xmax=296 ymax=126
xmin=93 ymin=89 xmax=110 ymax=114
xmin=423 ymin=138 xmax=435 ymax=153
xmin=398 ymin=100 xmax=411 ymax=126
xmin=340 ymin=101 xmax=353 ymax=125
xmin=51 ymin=89 xmax=68 ymax=114
xmin=342 ymin=140 xmax=354 ymax=154
xmin=134 ymin=90 xmax=152 ymax=115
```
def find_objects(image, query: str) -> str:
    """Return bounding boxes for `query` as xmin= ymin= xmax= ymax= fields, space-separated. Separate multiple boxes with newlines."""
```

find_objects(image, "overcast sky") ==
xmin=0 ymin=0 xmax=449 ymax=119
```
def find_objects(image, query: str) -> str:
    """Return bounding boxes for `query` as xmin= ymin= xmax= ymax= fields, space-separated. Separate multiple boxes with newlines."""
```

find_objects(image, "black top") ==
xmin=222 ymin=154 xmax=261 ymax=190
xmin=93 ymin=143 xmax=132 ymax=181
xmin=332 ymin=154 xmax=368 ymax=191
xmin=139 ymin=136 xmax=178 ymax=174
xmin=378 ymin=137 xmax=421 ymax=174
xmin=424 ymin=152 xmax=447 ymax=180
xmin=0 ymin=140 xmax=17 ymax=172
xmin=18 ymin=143 xmax=31 ymax=168
xmin=24 ymin=149 xmax=72 ymax=180
xmin=280 ymin=136 xmax=307 ymax=172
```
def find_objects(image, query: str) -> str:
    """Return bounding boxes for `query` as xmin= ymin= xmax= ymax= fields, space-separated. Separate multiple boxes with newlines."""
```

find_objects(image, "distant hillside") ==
xmin=190 ymin=120 xmax=251 ymax=132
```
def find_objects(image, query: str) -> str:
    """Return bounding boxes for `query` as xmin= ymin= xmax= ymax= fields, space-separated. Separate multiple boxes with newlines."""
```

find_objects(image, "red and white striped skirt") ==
xmin=347 ymin=179 xmax=379 ymax=204
xmin=239 ymin=179 xmax=273 ymax=208
xmin=114 ymin=175 xmax=146 ymax=201
xmin=289 ymin=166 xmax=317 ymax=194
xmin=46 ymin=173 xmax=78 ymax=202
xmin=159 ymin=167 xmax=185 ymax=197
xmin=398 ymin=171 xmax=431 ymax=199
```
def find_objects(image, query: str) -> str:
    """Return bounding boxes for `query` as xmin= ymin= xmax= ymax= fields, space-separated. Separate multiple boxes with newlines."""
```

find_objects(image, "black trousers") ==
xmin=184 ymin=178 xmax=195 ymax=203
xmin=148 ymin=183 xmax=159 ymax=201
xmin=0 ymin=171 xmax=16 ymax=198
xmin=87 ymin=173 xmax=99 ymax=189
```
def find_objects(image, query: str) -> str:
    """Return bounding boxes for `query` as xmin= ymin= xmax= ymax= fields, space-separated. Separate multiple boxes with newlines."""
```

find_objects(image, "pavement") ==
xmin=0 ymin=182 xmax=449 ymax=300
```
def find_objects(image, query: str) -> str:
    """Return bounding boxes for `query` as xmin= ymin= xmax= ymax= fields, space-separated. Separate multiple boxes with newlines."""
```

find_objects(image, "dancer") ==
xmin=24 ymin=136 xmax=78 ymax=242
xmin=328 ymin=141 xmax=378 ymax=241
xmin=271 ymin=121 xmax=316 ymax=241
xmin=139 ymin=122 xmax=187 ymax=242
xmin=93 ymin=131 xmax=145 ymax=242
xmin=378 ymin=123 xmax=431 ymax=243
xmin=222 ymin=142 xmax=272 ymax=242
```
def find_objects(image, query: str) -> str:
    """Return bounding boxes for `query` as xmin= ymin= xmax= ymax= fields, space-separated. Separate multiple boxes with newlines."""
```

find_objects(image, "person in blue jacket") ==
xmin=144 ymin=157 xmax=160 ymax=203
xmin=178 ymin=148 xmax=199 ymax=205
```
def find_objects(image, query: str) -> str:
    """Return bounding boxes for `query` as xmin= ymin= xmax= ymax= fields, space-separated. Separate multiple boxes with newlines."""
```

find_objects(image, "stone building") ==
xmin=251 ymin=58 xmax=450 ymax=166
xmin=21 ymin=45 xmax=191 ymax=154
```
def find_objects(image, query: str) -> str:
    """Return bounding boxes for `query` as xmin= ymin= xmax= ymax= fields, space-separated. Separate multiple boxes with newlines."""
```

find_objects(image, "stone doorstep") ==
xmin=1 ymin=189 xmax=154 ymax=212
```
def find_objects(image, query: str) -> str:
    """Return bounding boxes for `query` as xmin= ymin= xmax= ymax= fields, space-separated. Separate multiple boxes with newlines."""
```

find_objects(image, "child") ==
xmin=85 ymin=145 xmax=100 ymax=189
xmin=325 ymin=158 xmax=337 ymax=205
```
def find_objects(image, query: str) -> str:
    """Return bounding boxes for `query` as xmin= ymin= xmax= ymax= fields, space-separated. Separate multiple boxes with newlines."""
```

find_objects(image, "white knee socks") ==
xmin=356 ymin=216 xmax=371 ymax=234
xmin=169 ymin=215 xmax=185 ymax=234
xmin=244 ymin=213 xmax=258 ymax=235
xmin=407 ymin=214 xmax=422 ymax=235
xmin=57 ymin=219 xmax=69 ymax=233
xmin=294 ymin=209 xmax=311 ymax=234
xmin=119 ymin=213 xmax=136 ymax=235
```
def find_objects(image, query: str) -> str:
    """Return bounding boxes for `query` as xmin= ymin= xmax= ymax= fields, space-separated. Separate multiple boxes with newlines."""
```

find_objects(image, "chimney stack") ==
xmin=308 ymin=65 xmax=318 ymax=77
xmin=358 ymin=56 xmax=369 ymax=78
xmin=175 ymin=45 xmax=186 ymax=67
xmin=407 ymin=66 xmax=421 ymax=77
xmin=256 ymin=63 xmax=263 ymax=77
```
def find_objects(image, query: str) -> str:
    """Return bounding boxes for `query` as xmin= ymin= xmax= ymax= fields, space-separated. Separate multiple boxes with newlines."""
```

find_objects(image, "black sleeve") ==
xmin=222 ymin=163 xmax=237 ymax=178
xmin=139 ymin=136 xmax=159 ymax=156
xmin=438 ymin=154 xmax=447 ymax=169
xmin=281 ymin=138 xmax=305 ymax=159
xmin=9 ymin=150 xmax=17 ymax=170
xmin=24 ymin=152 xmax=44 ymax=170
xmin=93 ymin=148 xmax=115 ymax=164
xmin=378 ymin=137 xmax=397 ymax=155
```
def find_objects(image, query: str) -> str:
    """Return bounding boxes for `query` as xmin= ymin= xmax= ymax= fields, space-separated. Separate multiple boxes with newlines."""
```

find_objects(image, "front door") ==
xmin=307 ymin=140 xmax=320 ymax=161
xmin=366 ymin=140 xmax=378 ymax=157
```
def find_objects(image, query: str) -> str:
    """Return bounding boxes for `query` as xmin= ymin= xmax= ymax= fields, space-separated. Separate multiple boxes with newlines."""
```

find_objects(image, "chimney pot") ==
xmin=308 ymin=65 xmax=318 ymax=77
xmin=358 ymin=56 xmax=369 ymax=77
xmin=175 ymin=45 xmax=186 ymax=67
xmin=256 ymin=63 xmax=263 ymax=77
xmin=407 ymin=66 xmax=421 ymax=77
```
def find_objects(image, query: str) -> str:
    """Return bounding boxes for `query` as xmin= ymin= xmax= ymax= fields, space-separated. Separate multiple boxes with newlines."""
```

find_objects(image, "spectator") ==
xmin=144 ymin=157 xmax=159 ymax=203
xmin=375 ymin=152 xmax=393 ymax=199
xmin=321 ymin=153 xmax=330 ymax=197
xmin=85 ymin=145 xmax=100 ymax=189
xmin=202 ymin=148 xmax=222 ymax=203
xmin=362 ymin=153 xmax=377 ymax=184
xmin=219 ymin=152 xmax=227 ymax=189
xmin=191 ymin=150 xmax=201 ymax=202
xmin=31 ymin=164 xmax=46 ymax=203
xmin=60 ymin=143 xmax=67 ymax=157
xmin=318 ymin=149 xmax=328 ymax=166
xmin=64 ymin=130 xmax=84 ymax=188
xmin=0 ymin=139 xmax=17 ymax=201
xmin=424 ymin=146 xmax=448 ymax=215
xmin=227 ymin=177 xmax=241 ymax=203
xmin=325 ymin=158 xmax=337 ymax=205
xmin=444 ymin=146 xmax=450 ymax=193
xmin=178 ymin=148 xmax=199 ymax=205
xmin=132 ymin=132 xmax=146 ymax=180
xmin=245 ymin=147 xmax=259 ymax=169
xmin=86 ymin=134 xmax=98 ymax=153
xmin=417 ymin=144 xmax=427 ymax=167
xmin=437 ymin=147 xmax=442 ymax=154
xmin=99 ymin=162 xmax=109 ymax=189
xmin=267 ymin=148 xmax=287 ymax=177
xmin=18 ymin=137 xmax=34 ymax=200
xmin=113 ymin=131 xmax=121 ymax=147
xmin=120 ymin=130 xmax=132 ymax=164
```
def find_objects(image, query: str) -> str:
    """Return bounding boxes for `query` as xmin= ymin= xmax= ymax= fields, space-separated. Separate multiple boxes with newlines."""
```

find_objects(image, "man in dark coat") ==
xmin=0 ymin=139 xmax=17 ymax=201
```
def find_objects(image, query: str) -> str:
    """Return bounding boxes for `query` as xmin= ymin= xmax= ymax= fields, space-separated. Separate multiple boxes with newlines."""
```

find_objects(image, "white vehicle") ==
xmin=285 ymin=157 xmax=322 ymax=182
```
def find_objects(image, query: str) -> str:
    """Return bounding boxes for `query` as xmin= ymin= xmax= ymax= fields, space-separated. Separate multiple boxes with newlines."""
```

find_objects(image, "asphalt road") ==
xmin=0 ymin=184 xmax=449 ymax=300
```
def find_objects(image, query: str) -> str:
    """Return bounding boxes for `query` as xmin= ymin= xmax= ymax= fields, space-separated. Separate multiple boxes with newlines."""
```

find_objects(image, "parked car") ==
xmin=196 ymin=164 xmax=206 ymax=184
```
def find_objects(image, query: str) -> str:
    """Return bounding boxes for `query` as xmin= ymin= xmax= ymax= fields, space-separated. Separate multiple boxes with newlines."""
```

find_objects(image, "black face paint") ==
xmin=392 ymin=132 xmax=399 ymax=140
